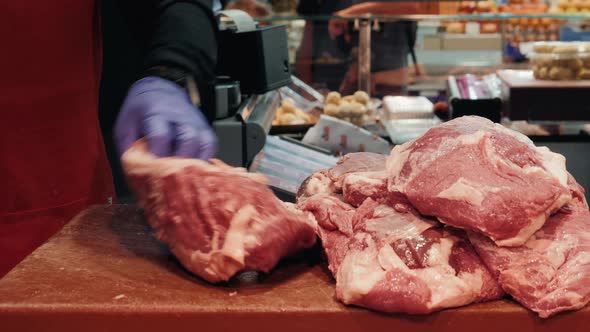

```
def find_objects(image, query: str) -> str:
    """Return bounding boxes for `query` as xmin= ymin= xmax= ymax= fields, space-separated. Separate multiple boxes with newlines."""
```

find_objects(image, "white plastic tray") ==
xmin=382 ymin=117 xmax=442 ymax=145
xmin=383 ymin=96 xmax=434 ymax=120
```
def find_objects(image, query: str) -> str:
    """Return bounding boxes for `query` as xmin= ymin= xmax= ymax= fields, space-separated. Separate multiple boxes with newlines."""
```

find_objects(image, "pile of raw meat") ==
xmin=297 ymin=116 xmax=590 ymax=318
xmin=122 ymin=116 xmax=590 ymax=318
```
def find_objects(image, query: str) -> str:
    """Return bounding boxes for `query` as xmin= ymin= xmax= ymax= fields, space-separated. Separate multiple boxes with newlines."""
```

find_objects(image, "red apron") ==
xmin=0 ymin=0 xmax=115 ymax=276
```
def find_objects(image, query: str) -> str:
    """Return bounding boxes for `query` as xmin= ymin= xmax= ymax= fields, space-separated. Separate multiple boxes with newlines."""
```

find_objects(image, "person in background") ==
xmin=0 ymin=0 xmax=221 ymax=277
xmin=295 ymin=0 xmax=352 ymax=92
xmin=296 ymin=1 xmax=424 ymax=97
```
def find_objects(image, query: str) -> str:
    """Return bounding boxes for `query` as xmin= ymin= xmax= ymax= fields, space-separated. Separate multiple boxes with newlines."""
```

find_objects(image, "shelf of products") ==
xmin=233 ymin=1 xmax=590 ymax=119
xmin=254 ymin=13 xmax=590 ymax=23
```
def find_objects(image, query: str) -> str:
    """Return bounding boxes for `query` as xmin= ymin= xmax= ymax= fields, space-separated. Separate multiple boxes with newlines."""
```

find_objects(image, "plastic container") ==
xmin=529 ymin=41 xmax=590 ymax=80
xmin=382 ymin=96 xmax=434 ymax=120
xmin=382 ymin=117 xmax=442 ymax=145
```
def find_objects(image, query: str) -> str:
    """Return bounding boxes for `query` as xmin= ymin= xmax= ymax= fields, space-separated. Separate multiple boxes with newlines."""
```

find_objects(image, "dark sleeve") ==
xmin=118 ymin=0 xmax=219 ymax=88
xmin=297 ymin=0 xmax=353 ymax=15
xmin=296 ymin=0 xmax=321 ymax=15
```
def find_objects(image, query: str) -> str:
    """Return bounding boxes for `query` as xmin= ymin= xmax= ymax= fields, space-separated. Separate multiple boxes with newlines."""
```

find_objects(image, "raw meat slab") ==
xmin=121 ymin=141 xmax=317 ymax=283
xmin=387 ymin=116 xmax=571 ymax=247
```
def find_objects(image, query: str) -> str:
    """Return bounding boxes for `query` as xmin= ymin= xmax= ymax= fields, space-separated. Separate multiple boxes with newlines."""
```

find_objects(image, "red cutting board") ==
xmin=0 ymin=205 xmax=588 ymax=332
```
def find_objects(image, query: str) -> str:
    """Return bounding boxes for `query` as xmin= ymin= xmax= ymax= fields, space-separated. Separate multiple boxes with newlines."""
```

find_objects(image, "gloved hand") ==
xmin=114 ymin=76 xmax=217 ymax=159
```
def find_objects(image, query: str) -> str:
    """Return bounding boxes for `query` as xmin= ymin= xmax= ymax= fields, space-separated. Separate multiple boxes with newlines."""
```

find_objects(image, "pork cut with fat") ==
xmin=341 ymin=171 xmax=389 ymax=207
xmin=299 ymin=195 xmax=503 ymax=314
xmin=298 ymin=152 xmax=389 ymax=207
xmin=121 ymin=141 xmax=317 ymax=283
xmin=387 ymin=116 xmax=572 ymax=247
xmin=469 ymin=180 xmax=590 ymax=318
xmin=296 ymin=169 xmax=336 ymax=203
xmin=327 ymin=152 xmax=387 ymax=190
xmin=297 ymin=194 xmax=355 ymax=275
xmin=296 ymin=116 xmax=589 ymax=317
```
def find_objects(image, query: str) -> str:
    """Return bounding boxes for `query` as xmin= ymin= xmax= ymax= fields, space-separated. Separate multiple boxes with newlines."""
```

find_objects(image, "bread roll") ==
xmin=353 ymin=91 xmax=370 ymax=105
xmin=326 ymin=91 xmax=341 ymax=105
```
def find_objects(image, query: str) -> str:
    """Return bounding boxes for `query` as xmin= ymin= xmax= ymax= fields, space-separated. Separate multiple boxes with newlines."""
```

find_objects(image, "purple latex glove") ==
xmin=114 ymin=76 xmax=217 ymax=159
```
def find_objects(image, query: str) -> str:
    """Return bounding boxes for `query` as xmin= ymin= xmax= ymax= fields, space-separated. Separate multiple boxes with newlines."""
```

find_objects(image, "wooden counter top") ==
xmin=0 ymin=205 xmax=588 ymax=332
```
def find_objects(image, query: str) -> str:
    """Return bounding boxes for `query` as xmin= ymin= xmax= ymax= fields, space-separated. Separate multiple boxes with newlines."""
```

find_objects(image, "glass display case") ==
xmin=250 ymin=6 xmax=590 ymax=133
xmin=239 ymin=2 xmax=590 ymax=102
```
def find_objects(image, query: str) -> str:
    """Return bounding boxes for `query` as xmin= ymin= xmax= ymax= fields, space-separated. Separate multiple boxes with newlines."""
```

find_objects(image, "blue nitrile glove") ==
xmin=114 ymin=76 xmax=217 ymax=159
